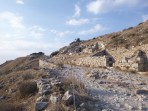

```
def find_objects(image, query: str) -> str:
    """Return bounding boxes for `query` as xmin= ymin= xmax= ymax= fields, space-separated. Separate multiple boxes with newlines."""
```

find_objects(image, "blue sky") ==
xmin=0 ymin=0 xmax=148 ymax=63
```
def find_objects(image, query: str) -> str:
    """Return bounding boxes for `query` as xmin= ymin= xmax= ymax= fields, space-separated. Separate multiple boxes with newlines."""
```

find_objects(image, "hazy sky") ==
xmin=0 ymin=0 xmax=148 ymax=63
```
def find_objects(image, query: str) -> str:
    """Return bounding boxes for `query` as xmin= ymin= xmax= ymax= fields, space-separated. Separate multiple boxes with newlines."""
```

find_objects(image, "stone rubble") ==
xmin=58 ymin=65 xmax=148 ymax=111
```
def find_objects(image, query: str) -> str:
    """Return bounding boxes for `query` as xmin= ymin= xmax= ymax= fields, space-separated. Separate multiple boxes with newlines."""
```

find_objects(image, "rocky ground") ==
xmin=54 ymin=65 xmax=148 ymax=111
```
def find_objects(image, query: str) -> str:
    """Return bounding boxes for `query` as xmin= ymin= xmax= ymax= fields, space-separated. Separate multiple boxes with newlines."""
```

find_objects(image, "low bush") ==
xmin=18 ymin=81 xmax=38 ymax=98
xmin=57 ymin=63 xmax=64 ymax=68
xmin=0 ymin=103 xmax=24 ymax=111
xmin=63 ymin=76 xmax=86 ymax=95
xmin=22 ymin=73 xmax=34 ymax=80
xmin=50 ymin=51 xmax=59 ymax=57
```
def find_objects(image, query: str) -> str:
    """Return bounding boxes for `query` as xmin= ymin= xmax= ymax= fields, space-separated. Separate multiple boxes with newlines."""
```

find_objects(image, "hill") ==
xmin=0 ymin=52 xmax=47 ymax=111
xmin=49 ymin=20 xmax=148 ymax=72
xmin=0 ymin=21 xmax=148 ymax=111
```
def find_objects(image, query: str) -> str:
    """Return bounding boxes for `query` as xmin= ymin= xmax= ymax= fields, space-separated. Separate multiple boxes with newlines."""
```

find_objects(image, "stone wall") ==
xmin=110 ymin=44 xmax=148 ymax=72
xmin=72 ymin=56 xmax=106 ymax=67
xmin=39 ymin=60 xmax=57 ymax=69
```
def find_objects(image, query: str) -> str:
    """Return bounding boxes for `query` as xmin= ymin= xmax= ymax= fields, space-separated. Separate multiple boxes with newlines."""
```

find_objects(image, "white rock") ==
xmin=50 ymin=94 xmax=62 ymax=104
xmin=62 ymin=90 xmax=73 ymax=105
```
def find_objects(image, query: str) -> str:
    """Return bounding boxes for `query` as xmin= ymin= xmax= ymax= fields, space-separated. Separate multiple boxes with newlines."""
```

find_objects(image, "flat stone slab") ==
xmin=136 ymin=89 xmax=148 ymax=95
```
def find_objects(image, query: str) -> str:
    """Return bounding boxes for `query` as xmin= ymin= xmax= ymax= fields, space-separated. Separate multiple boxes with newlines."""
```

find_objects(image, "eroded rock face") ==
xmin=37 ymin=79 xmax=51 ymax=96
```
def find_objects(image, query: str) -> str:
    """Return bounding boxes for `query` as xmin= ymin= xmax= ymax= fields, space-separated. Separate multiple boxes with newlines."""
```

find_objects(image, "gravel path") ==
xmin=55 ymin=65 xmax=148 ymax=111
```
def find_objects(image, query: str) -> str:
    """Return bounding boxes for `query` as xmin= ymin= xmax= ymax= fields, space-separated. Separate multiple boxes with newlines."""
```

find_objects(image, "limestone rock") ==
xmin=62 ymin=90 xmax=73 ymax=106
xmin=35 ymin=102 xmax=48 ymax=111
xmin=50 ymin=94 xmax=62 ymax=104
xmin=38 ymin=84 xmax=51 ymax=96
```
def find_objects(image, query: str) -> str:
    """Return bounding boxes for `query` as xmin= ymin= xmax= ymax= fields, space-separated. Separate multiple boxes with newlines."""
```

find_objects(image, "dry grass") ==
xmin=46 ymin=103 xmax=72 ymax=111
xmin=63 ymin=76 xmax=86 ymax=95
xmin=18 ymin=81 xmax=38 ymax=98
xmin=0 ymin=103 xmax=24 ymax=111
xmin=22 ymin=73 xmax=34 ymax=80
xmin=57 ymin=63 xmax=64 ymax=68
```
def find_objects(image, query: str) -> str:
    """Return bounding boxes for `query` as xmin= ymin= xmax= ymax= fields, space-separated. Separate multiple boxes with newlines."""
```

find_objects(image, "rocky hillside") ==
xmin=0 ymin=52 xmax=47 ymax=111
xmin=0 ymin=21 xmax=148 ymax=111
xmin=53 ymin=20 xmax=148 ymax=56
xmin=49 ymin=21 xmax=148 ymax=73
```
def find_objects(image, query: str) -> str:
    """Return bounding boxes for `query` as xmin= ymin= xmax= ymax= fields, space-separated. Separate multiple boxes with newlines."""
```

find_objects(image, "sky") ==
xmin=0 ymin=0 xmax=148 ymax=64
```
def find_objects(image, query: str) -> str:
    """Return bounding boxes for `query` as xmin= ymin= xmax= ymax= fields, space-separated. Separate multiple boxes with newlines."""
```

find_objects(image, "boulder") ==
xmin=136 ymin=89 xmax=148 ymax=95
xmin=35 ymin=102 xmax=48 ymax=111
xmin=62 ymin=90 xmax=73 ymax=106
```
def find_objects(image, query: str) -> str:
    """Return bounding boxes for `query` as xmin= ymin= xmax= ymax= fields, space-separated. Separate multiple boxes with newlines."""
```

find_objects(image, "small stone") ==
xmin=80 ymin=103 xmax=85 ymax=107
xmin=50 ymin=94 xmax=62 ymax=104
xmin=125 ymin=103 xmax=133 ymax=110
xmin=126 ymin=93 xmax=131 ymax=96
xmin=0 ymin=96 xmax=5 ymax=101
xmin=116 ymin=103 xmax=121 ymax=107
xmin=94 ymin=103 xmax=99 ymax=107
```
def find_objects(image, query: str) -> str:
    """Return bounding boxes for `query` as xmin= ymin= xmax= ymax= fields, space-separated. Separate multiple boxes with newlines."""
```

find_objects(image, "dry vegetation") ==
xmin=0 ymin=103 xmax=24 ymax=111
xmin=18 ymin=81 xmax=38 ymax=98
xmin=0 ymin=55 xmax=46 ymax=111
xmin=81 ymin=20 xmax=148 ymax=49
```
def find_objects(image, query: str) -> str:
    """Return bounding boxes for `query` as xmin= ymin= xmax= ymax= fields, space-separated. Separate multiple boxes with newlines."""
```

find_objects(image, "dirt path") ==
xmin=55 ymin=65 xmax=148 ymax=111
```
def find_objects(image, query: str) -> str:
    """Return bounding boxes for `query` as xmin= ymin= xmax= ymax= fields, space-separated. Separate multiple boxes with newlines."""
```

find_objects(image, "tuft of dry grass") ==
xmin=22 ymin=73 xmax=34 ymax=80
xmin=57 ymin=63 xmax=64 ymax=68
xmin=18 ymin=81 xmax=38 ymax=98
xmin=63 ymin=76 xmax=86 ymax=95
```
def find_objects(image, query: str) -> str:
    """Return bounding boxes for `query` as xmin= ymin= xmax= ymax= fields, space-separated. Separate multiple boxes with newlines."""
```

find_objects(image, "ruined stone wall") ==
xmin=109 ymin=44 xmax=148 ymax=72
xmin=39 ymin=60 xmax=57 ymax=69
xmin=72 ymin=56 xmax=106 ymax=67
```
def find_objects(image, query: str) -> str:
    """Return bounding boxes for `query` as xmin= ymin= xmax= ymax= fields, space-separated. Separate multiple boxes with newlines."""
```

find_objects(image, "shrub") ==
xmin=22 ymin=73 xmax=34 ymax=80
xmin=63 ymin=76 xmax=86 ymax=95
xmin=18 ymin=81 xmax=38 ymax=98
xmin=0 ymin=103 xmax=24 ymax=111
xmin=50 ymin=51 xmax=59 ymax=57
xmin=57 ymin=63 xmax=64 ymax=68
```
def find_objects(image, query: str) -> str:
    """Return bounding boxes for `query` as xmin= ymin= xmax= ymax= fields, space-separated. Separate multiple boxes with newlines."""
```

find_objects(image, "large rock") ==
xmin=38 ymin=84 xmax=51 ymax=95
xmin=136 ymin=89 xmax=148 ymax=95
xmin=35 ymin=102 xmax=48 ymax=111
xmin=62 ymin=90 xmax=73 ymax=106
